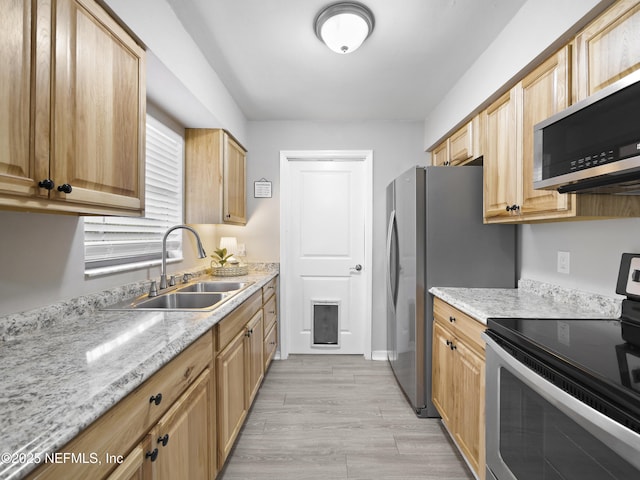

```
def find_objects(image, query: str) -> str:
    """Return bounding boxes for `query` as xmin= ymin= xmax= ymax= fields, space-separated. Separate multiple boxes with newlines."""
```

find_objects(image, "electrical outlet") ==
xmin=557 ymin=251 xmax=570 ymax=274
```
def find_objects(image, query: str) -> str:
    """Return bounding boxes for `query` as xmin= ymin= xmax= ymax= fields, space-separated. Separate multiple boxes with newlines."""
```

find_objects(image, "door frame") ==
xmin=280 ymin=150 xmax=373 ymax=360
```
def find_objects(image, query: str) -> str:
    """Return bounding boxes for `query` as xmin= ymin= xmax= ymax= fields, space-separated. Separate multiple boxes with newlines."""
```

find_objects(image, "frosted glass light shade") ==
xmin=315 ymin=2 xmax=374 ymax=54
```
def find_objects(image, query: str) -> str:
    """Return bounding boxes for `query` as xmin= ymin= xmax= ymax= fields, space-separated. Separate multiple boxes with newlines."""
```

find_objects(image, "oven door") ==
xmin=484 ymin=334 xmax=640 ymax=480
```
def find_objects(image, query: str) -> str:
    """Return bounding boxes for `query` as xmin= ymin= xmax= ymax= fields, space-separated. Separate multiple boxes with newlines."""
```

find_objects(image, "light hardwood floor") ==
xmin=219 ymin=355 xmax=474 ymax=480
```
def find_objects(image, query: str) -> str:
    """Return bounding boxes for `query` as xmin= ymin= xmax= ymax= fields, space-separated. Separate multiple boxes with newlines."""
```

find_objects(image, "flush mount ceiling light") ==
xmin=314 ymin=2 xmax=375 ymax=54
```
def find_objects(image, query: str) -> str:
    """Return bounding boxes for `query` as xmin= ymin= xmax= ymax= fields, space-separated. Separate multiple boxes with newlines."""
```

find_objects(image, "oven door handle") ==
xmin=483 ymin=334 xmax=640 ymax=473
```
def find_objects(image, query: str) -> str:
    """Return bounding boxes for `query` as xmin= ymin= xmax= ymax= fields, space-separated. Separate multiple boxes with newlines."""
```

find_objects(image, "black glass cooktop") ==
xmin=486 ymin=316 xmax=640 ymax=430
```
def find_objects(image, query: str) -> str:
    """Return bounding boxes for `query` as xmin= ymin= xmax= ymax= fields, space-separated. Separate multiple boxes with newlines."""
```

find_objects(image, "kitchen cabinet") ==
xmin=185 ymin=129 xmax=247 ymax=225
xmin=215 ymin=290 xmax=263 ymax=467
xmin=573 ymin=0 xmax=640 ymax=102
xmin=431 ymin=116 xmax=482 ymax=166
xmin=149 ymin=369 xmax=214 ymax=480
xmin=106 ymin=442 xmax=148 ymax=480
xmin=432 ymin=298 xmax=485 ymax=480
xmin=484 ymin=48 xmax=570 ymax=222
xmin=483 ymin=46 xmax=640 ymax=223
xmin=28 ymin=332 xmax=213 ymax=480
xmin=262 ymin=276 xmax=278 ymax=370
xmin=0 ymin=0 xmax=146 ymax=216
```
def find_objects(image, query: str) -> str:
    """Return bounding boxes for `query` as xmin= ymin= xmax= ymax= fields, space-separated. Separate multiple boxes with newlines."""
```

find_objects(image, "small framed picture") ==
xmin=254 ymin=179 xmax=272 ymax=198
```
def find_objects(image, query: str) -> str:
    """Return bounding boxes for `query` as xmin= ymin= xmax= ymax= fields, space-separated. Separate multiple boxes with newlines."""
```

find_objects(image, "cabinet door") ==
xmin=106 ymin=442 xmax=150 ymax=480
xmin=432 ymin=140 xmax=450 ymax=166
xmin=574 ymin=0 xmax=640 ymax=102
xmin=152 ymin=369 xmax=214 ymax=480
xmin=245 ymin=310 xmax=264 ymax=406
xmin=0 ymin=0 xmax=36 ymax=197
xmin=216 ymin=329 xmax=248 ymax=466
xmin=453 ymin=341 xmax=485 ymax=478
xmin=483 ymin=89 xmax=518 ymax=220
xmin=449 ymin=121 xmax=473 ymax=166
xmin=51 ymin=0 xmax=145 ymax=212
xmin=520 ymin=47 xmax=572 ymax=217
xmin=431 ymin=321 xmax=455 ymax=427
xmin=223 ymin=134 xmax=246 ymax=224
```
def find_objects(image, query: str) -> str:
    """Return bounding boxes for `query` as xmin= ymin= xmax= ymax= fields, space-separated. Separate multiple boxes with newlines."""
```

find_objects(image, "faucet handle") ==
xmin=168 ymin=275 xmax=176 ymax=287
xmin=148 ymin=280 xmax=158 ymax=297
xmin=182 ymin=273 xmax=194 ymax=283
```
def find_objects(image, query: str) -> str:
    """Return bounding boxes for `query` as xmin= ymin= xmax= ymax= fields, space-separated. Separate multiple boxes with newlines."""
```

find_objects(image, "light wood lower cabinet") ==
xmin=149 ymin=369 xmax=214 ymax=480
xmin=28 ymin=332 xmax=213 ymax=480
xmin=262 ymin=276 xmax=278 ymax=370
xmin=215 ymin=289 xmax=265 ymax=468
xmin=432 ymin=297 xmax=486 ymax=480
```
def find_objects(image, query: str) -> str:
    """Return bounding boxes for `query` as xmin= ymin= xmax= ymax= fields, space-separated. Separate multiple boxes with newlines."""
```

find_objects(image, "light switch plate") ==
xmin=557 ymin=251 xmax=570 ymax=274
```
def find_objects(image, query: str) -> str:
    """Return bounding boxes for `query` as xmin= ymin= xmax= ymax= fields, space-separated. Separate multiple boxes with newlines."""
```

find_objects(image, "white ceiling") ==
xmin=166 ymin=0 xmax=528 ymax=122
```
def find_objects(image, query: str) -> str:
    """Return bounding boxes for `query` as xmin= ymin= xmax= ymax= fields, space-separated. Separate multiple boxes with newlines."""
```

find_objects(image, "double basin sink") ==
xmin=104 ymin=280 xmax=254 ymax=311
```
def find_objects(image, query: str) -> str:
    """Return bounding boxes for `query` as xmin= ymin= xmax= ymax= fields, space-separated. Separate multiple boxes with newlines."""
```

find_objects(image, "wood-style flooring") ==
xmin=218 ymin=355 xmax=474 ymax=480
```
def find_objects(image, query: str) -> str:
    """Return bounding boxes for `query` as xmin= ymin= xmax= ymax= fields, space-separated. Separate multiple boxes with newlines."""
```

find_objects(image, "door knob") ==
xmin=351 ymin=264 xmax=362 ymax=271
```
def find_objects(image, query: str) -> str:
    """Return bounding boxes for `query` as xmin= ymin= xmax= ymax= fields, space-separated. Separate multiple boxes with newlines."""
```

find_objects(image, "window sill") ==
xmin=85 ymin=257 xmax=183 ymax=278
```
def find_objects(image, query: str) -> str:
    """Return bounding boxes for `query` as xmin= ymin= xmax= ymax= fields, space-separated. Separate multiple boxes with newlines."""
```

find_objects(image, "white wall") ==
xmin=520 ymin=219 xmax=640 ymax=297
xmin=215 ymin=120 xmax=426 ymax=351
xmin=423 ymin=0 xmax=610 ymax=149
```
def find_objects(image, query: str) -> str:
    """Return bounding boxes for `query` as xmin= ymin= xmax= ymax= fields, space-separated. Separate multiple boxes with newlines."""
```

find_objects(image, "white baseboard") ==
xmin=371 ymin=350 xmax=389 ymax=361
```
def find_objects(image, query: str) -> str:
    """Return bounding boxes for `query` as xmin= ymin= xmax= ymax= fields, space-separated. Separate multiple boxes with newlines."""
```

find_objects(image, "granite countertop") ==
xmin=430 ymin=279 xmax=622 ymax=325
xmin=0 ymin=269 xmax=277 ymax=480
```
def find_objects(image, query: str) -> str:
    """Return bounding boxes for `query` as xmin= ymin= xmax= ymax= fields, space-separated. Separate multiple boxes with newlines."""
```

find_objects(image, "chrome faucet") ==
xmin=159 ymin=225 xmax=207 ymax=289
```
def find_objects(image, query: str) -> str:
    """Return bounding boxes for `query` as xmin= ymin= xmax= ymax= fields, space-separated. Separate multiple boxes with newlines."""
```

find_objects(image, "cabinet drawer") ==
xmin=29 ymin=332 xmax=212 ymax=480
xmin=216 ymin=290 xmax=262 ymax=350
xmin=262 ymin=276 xmax=277 ymax=303
xmin=433 ymin=297 xmax=485 ymax=353
xmin=263 ymin=294 xmax=277 ymax=334
xmin=264 ymin=322 xmax=277 ymax=369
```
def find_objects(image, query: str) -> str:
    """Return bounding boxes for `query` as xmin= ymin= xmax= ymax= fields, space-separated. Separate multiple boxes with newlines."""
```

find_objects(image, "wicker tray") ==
xmin=211 ymin=265 xmax=248 ymax=277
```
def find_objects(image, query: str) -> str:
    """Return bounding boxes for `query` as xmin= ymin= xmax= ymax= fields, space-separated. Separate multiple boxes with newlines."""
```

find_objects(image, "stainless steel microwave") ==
xmin=533 ymin=69 xmax=640 ymax=194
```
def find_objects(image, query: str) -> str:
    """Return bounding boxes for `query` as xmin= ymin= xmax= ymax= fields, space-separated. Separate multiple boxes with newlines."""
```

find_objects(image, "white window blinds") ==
xmin=84 ymin=115 xmax=184 ymax=274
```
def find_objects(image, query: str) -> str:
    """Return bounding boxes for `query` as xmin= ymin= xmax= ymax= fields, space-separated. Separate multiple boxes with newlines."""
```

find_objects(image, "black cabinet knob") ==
xmin=449 ymin=316 xmax=456 ymax=323
xmin=57 ymin=183 xmax=72 ymax=194
xmin=146 ymin=448 xmax=158 ymax=462
xmin=149 ymin=393 xmax=163 ymax=405
xmin=38 ymin=179 xmax=55 ymax=190
xmin=158 ymin=434 xmax=170 ymax=447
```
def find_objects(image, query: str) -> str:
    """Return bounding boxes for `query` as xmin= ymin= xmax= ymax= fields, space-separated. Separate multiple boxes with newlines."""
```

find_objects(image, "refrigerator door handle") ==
xmin=386 ymin=210 xmax=399 ymax=310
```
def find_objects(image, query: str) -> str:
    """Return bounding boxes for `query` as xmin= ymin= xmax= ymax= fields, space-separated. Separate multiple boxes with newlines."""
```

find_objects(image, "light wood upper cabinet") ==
xmin=431 ymin=116 xmax=482 ymax=166
xmin=483 ymin=88 xmax=517 ymax=220
xmin=0 ymin=0 xmax=146 ymax=215
xmin=432 ymin=140 xmax=450 ymax=166
xmin=185 ymin=129 xmax=247 ymax=225
xmin=49 ymin=0 xmax=145 ymax=212
xmin=573 ymin=0 xmax=640 ymax=102
xmin=0 ymin=0 xmax=34 ymax=198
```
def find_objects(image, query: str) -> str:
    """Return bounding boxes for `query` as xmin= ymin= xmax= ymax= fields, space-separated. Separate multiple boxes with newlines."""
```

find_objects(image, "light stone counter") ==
xmin=429 ymin=278 xmax=622 ymax=325
xmin=0 ymin=268 xmax=277 ymax=480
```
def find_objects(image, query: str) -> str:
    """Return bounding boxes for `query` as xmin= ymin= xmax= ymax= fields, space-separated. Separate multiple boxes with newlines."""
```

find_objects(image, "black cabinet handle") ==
xmin=146 ymin=448 xmax=158 ymax=462
xmin=149 ymin=393 xmax=163 ymax=405
xmin=57 ymin=183 xmax=72 ymax=194
xmin=506 ymin=204 xmax=520 ymax=212
xmin=38 ymin=179 xmax=55 ymax=190
xmin=450 ymin=343 xmax=457 ymax=351
xmin=158 ymin=434 xmax=170 ymax=447
xmin=449 ymin=316 xmax=456 ymax=323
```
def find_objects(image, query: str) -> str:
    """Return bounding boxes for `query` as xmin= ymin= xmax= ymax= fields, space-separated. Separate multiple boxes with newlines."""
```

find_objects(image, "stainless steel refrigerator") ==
xmin=386 ymin=165 xmax=515 ymax=417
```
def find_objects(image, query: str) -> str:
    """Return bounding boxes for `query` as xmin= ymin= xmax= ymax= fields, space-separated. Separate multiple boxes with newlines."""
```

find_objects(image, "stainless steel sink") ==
xmin=135 ymin=292 xmax=227 ymax=310
xmin=103 ymin=279 xmax=254 ymax=311
xmin=176 ymin=281 xmax=251 ymax=293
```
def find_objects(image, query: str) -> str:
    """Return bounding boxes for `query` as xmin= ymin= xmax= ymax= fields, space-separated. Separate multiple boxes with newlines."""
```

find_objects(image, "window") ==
xmin=84 ymin=115 xmax=184 ymax=276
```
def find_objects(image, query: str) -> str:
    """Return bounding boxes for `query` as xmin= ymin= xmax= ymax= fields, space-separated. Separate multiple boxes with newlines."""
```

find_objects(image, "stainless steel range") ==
xmin=483 ymin=253 xmax=640 ymax=480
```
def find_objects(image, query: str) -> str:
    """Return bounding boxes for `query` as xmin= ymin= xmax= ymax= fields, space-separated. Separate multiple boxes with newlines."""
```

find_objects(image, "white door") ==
xmin=281 ymin=151 xmax=372 ymax=357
